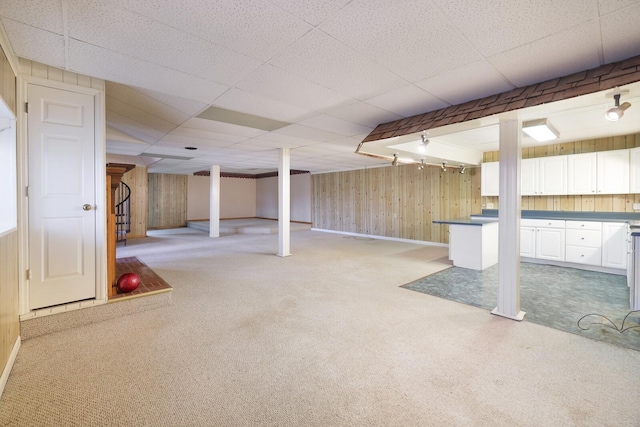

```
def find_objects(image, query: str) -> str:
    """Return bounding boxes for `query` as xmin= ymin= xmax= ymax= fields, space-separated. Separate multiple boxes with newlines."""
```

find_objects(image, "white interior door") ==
xmin=28 ymin=84 xmax=96 ymax=310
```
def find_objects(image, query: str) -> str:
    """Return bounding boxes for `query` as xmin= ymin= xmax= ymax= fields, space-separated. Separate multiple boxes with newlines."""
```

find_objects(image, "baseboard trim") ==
xmin=311 ymin=228 xmax=449 ymax=247
xmin=0 ymin=336 xmax=21 ymax=399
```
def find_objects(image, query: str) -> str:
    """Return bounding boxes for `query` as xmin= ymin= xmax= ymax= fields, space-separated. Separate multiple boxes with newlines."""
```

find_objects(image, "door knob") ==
xmin=83 ymin=204 xmax=92 ymax=211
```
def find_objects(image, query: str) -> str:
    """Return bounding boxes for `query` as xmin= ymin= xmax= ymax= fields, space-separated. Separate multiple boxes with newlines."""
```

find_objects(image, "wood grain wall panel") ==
xmin=0 ymin=47 xmax=16 ymax=114
xmin=148 ymin=173 xmax=187 ymax=229
xmin=482 ymin=132 xmax=640 ymax=212
xmin=0 ymin=44 xmax=18 ymax=384
xmin=311 ymin=163 xmax=481 ymax=244
xmin=19 ymin=58 xmax=105 ymax=90
xmin=0 ymin=232 xmax=19 ymax=374
xmin=122 ymin=166 xmax=148 ymax=238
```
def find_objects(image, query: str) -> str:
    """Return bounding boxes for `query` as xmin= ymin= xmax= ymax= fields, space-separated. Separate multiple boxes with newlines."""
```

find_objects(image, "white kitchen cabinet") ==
xmin=597 ymin=149 xmax=629 ymax=194
xmin=565 ymin=221 xmax=602 ymax=265
xmin=520 ymin=156 xmax=567 ymax=196
xmin=629 ymin=147 xmax=640 ymax=193
xmin=602 ymin=222 xmax=628 ymax=269
xmin=537 ymin=155 xmax=567 ymax=195
xmin=520 ymin=219 xmax=565 ymax=261
xmin=567 ymin=152 xmax=596 ymax=195
xmin=520 ymin=226 xmax=536 ymax=257
xmin=481 ymin=161 xmax=499 ymax=196
xmin=521 ymin=158 xmax=537 ymax=196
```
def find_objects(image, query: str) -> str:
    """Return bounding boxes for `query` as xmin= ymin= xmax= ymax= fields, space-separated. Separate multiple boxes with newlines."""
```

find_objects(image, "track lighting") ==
xmin=391 ymin=154 xmax=398 ymax=166
xmin=417 ymin=134 xmax=430 ymax=154
xmin=605 ymin=94 xmax=631 ymax=122
xmin=441 ymin=162 xmax=446 ymax=172
xmin=459 ymin=165 xmax=465 ymax=174
xmin=418 ymin=159 xmax=425 ymax=170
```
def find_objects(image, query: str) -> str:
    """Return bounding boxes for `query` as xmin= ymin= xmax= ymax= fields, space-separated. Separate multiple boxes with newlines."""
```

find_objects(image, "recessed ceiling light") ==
xmin=185 ymin=146 xmax=198 ymax=150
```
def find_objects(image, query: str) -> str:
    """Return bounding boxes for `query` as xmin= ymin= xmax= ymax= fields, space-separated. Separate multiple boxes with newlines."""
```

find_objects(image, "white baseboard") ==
xmin=311 ymin=228 xmax=449 ymax=247
xmin=0 ymin=336 xmax=21 ymax=399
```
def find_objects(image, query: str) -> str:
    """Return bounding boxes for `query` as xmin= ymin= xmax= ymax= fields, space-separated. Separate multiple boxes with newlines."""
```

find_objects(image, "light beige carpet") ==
xmin=1 ymin=228 xmax=639 ymax=426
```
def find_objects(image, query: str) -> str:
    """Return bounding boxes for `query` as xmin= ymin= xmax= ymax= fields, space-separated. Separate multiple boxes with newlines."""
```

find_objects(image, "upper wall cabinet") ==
xmin=481 ymin=161 xmax=499 ymax=196
xmin=482 ymin=148 xmax=636 ymax=197
xmin=567 ymin=152 xmax=596 ymax=195
xmin=537 ymin=155 xmax=567 ymax=195
xmin=630 ymin=147 xmax=640 ymax=193
xmin=521 ymin=156 xmax=567 ymax=196
xmin=597 ymin=149 xmax=629 ymax=194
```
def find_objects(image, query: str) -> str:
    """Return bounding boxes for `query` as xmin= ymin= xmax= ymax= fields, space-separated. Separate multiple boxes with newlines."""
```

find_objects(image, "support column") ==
xmin=491 ymin=120 xmax=525 ymax=320
xmin=209 ymin=165 xmax=220 ymax=238
xmin=277 ymin=148 xmax=291 ymax=257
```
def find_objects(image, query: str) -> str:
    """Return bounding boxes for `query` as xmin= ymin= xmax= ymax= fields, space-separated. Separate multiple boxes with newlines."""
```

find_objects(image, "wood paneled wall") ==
xmin=483 ymin=133 xmax=640 ymax=212
xmin=122 ymin=166 xmax=148 ymax=238
xmin=312 ymin=164 xmax=481 ymax=244
xmin=148 ymin=173 xmax=188 ymax=229
xmin=0 ymin=44 xmax=19 ymax=384
xmin=18 ymin=58 xmax=105 ymax=90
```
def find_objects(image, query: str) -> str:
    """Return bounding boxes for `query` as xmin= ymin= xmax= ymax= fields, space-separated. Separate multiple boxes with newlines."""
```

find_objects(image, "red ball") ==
xmin=117 ymin=272 xmax=140 ymax=293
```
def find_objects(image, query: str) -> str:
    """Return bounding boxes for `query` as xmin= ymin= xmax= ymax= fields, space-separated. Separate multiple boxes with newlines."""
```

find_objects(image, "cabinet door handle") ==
xmin=581 ymin=237 xmax=585 ymax=240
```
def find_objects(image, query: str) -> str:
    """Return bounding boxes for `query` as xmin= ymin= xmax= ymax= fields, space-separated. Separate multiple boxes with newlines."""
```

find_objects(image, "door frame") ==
xmin=17 ymin=75 xmax=106 ymax=317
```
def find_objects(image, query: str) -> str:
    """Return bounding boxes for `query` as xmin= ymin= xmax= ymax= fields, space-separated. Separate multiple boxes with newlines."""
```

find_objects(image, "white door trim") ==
xmin=17 ymin=76 xmax=106 ymax=316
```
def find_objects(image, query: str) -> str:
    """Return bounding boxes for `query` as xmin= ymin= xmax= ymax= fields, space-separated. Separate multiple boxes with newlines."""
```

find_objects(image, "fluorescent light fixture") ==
xmin=605 ymin=94 xmax=631 ymax=122
xmin=522 ymin=119 xmax=559 ymax=142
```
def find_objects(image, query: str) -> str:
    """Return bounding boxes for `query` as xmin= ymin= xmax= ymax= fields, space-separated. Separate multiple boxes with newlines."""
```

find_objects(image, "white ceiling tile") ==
xmin=245 ymin=137 xmax=310 ymax=149
xmin=1 ymin=19 xmax=65 ymax=68
xmin=178 ymin=118 xmax=267 ymax=139
xmin=106 ymin=97 xmax=179 ymax=134
xmin=107 ymin=82 xmax=193 ymax=126
xmin=488 ymin=23 xmax=602 ymax=88
xmin=212 ymin=88 xmax=312 ymax=123
xmin=67 ymin=39 xmax=230 ymax=104
xmin=268 ymin=0 xmax=352 ymax=26
xmin=106 ymin=140 xmax=149 ymax=156
xmin=416 ymin=61 xmax=514 ymax=105
xmin=364 ymin=85 xmax=449 ymax=118
xmin=320 ymin=0 xmax=481 ymax=82
xmin=108 ymin=0 xmax=312 ymax=62
xmin=598 ymin=0 xmax=640 ymax=15
xmin=252 ymin=132 xmax=317 ymax=146
xmin=269 ymin=29 xmax=406 ymax=100
xmin=0 ymin=1 xmax=63 ymax=34
xmin=159 ymin=133 xmax=242 ymax=148
xmin=67 ymin=0 xmax=262 ymax=86
xmin=436 ymin=0 xmax=595 ymax=57
xmin=600 ymin=3 xmax=640 ymax=63
xmin=274 ymin=124 xmax=344 ymax=142
xmin=106 ymin=110 xmax=170 ymax=142
xmin=236 ymin=64 xmax=350 ymax=112
xmin=128 ymin=87 xmax=207 ymax=117
xmin=324 ymin=101 xmax=403 ymax=127
xmin=229 ymin=141 xmax=276 ymax=152
xmin=298 ymin=114 xmax=372 ymax=137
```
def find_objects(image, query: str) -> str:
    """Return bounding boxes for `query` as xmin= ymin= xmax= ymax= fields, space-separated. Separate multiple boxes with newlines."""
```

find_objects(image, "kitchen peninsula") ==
xmin=432 ymin=217 xmax=499 ymax=271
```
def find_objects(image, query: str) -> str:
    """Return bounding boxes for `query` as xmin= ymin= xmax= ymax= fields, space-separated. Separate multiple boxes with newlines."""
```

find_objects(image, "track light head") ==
xmin=605 ymin=94 xmax=632 ymax=121
xmin=441 ymin=162 xmax=446 ymax=172
xmin=418 ymin=159 xmax=425 ymax=170
xmin=391 ymin=154 xmax=398 ymax=166
xmin=417 ymin=134 xmax=430 ymax=154
xmin=459 ymin=165 xmax=465 ymax=174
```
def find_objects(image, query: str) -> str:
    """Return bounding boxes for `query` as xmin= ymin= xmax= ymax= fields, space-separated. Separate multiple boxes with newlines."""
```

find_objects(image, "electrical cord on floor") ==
xmin=577 ymin=310 xmax=640 ymax=333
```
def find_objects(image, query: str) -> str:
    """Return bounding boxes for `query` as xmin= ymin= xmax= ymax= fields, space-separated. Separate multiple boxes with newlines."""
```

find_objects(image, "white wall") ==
xmin=187 ymin=175 xmax=257 ymax=220
xmin=256 ymin=174 xmax=311 ymax=222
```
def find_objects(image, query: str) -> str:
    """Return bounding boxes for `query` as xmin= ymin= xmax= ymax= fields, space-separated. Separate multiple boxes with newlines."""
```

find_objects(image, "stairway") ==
xmin=115 ymin=181 xmax=131 ymax=245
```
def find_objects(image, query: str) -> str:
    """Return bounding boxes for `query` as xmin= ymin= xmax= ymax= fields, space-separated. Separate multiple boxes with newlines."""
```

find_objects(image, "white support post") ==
xmin=209 ymin=165 xmax=220 ymax=238
xmin=491 ymin=120 xmax=525 ymax=321
xmin=277 ymin=148 xmax=291 ymax=257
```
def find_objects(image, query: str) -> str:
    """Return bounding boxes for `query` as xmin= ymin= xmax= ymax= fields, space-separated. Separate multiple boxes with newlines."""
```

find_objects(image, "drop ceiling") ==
xmin=1 ymin=0 xmax=640 ymax=174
